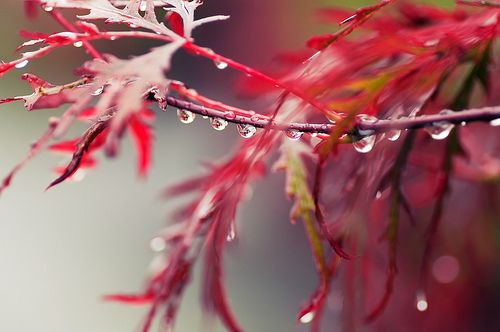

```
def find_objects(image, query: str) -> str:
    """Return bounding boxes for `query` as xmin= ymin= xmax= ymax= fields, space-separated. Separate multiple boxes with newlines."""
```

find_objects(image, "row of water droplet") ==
xmin=353 ymin=111 xmax=500 ymax=154
xmin=177 ymin=108 xmax=306 ymax=140
xmin=177 ymin=108 xmax=500 ymax=152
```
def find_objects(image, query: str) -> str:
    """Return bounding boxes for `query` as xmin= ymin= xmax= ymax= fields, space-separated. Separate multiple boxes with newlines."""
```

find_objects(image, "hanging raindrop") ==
xmin=92 ymin=86 xmax=104 ymax=96
xmin=490 ymin=118 xmax=500 ymax=126
xmin=177 ymin=109 xmax=195 ymax=124
xmin=73 ymin=41 xmax=83 ymax=48
xmin=424 ymin=110 xmax=455 ymax=140
xmin=214 ymin=59 xmax=228 ymax=70
xmin=424 ymin=121 xmax=454 ymax=140
xmin=210 ymin=117 xmax=228 ymax=131
xmin=353 ymin=135 xmax=375 ymax=153
xmin=226 ymin=223 xmax=236 ymax=242
xmin=237 ymin=124 xmax=257 ymax=138
xmin=415 ymin=292 xmax=428 ymax=312
xmin=385 ymin=118 xmax=401 ymax=141
xmin=299 ymin=310 xmax=315 ymax=324
xmin=285 ymin=128 xmax=303 ymax=141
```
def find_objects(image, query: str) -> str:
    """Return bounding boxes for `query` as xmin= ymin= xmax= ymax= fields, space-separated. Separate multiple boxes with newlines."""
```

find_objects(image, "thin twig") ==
xmin=456 ymin=0 xmax=500 ymax=8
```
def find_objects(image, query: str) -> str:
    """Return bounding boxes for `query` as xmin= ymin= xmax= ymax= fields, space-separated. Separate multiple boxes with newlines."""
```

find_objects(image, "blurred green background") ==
xmin=0 ymin=1 xmax=452 ymax=331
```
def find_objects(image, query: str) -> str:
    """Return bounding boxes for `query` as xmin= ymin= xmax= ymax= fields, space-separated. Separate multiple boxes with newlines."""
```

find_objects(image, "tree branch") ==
xmin=165 ymin=96 xmax=500 ymax=136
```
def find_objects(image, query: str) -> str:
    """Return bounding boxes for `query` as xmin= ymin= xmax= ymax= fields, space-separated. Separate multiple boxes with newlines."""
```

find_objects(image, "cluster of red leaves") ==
xmin=0 ymin=1 xmax=499 ymax=332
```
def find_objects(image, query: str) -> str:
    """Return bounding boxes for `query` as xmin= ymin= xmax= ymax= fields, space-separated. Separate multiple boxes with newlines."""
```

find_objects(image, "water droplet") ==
xmin=129 ymin=23 xmax=138 ymax=28
xmin=424 ymin=122 xmax=454 ymax=140
xmin=490 ymin=118 xmax=500 ymax=126
xmin=226 ymin=223 xmax=236 ymax=242
xmin=139 ymin=1 xmax=147 ymax=11
xmin=15 ymin=60 xmax=29 ymax=69
xmin=375 ymin=191 xmax=382 ymax=199
xmin=150 ymin=237 xmax=166 ymax=252
xmin=299 ymin=310 xmax=315 ymax=324
xmin=386 ymin=129 xmax=401 ymax=142
xmin=73 ymin=41 xmax=83 ymax=48
xmin=177 ymin=109 xmax=195 ymax=124
xmin=92 ymin=86 xmax=104 ymax=96
xmin=210 ymin=117 xmax=228 ymax=131
xmin=224 ymin=111 xmax=236 ymax=120
xmin=310 ymin=132 xmax=318 ymax=137
xmin=285 ymin=129 xmax=303 ymax=141
xmin=460 ymin=121 xmax=466 ymax=127
xmin=43 ymin=6 xmax=54 ymax=12
xmin=353 ymin=135 xmax=375 ymax=153
xmin=110 ymin=36 xmax=117 ymax=41
xmin=415 ymin=292 xmax=428 ymax=312
xmin=424 ymin=110 xmax=455 ymax=140
xmin=237 ymin=124 xmax=257 ymax=138
xmin=356 ymin=114 xmax=378 ymax=137
xmin=250 ymin=115 xmax=260 ymax=123
xmin=356 ymin=113 xmax=378 ymax=124
xmin=214 ymin=59 xmax=228 ymax=70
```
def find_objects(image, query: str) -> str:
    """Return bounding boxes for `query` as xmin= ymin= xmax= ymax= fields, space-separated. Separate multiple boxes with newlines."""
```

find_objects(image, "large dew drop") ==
xmin=237 ymin=124 xmax=257 ymax=138
xmin=353 ymin=135 xmax=375 ymax=153
xmin=424 ymin=110 xmax=455 ymax=140
xmin=490 ymin=118 xmax=500 ymax=126
xmin=415 ymin=292 xmax=428 ymax=312
xmin=214 ymin=59 xmax=228 ymax=70
xmin=210 ymin=117 xmax=228 ymax=131
xmin=299 ymin=310 xmax=315 ymax=324
xmin=386 ymin=129 xmax=401 ymax=141
xmin=424 ymin=122 xmax=454 ymax=140
xmin=177 ymin=109 xmax=196 ymax=124
xmin=285 ymin=128 xmax=303 ymax=141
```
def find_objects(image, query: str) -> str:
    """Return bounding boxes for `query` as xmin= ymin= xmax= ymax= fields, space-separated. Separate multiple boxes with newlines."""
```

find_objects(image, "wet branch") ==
xmin=165 ymin=96 xmax=500 ymax=136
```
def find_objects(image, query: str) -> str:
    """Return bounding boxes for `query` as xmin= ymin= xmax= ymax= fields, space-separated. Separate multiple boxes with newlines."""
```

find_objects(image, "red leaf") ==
xmin=128 ymin=115 xmax=152 ymax=178
xmin=165 ymin=12 xmax=184 ymax=37
xmin=103 ymin=293 xmax=154 ymax=306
